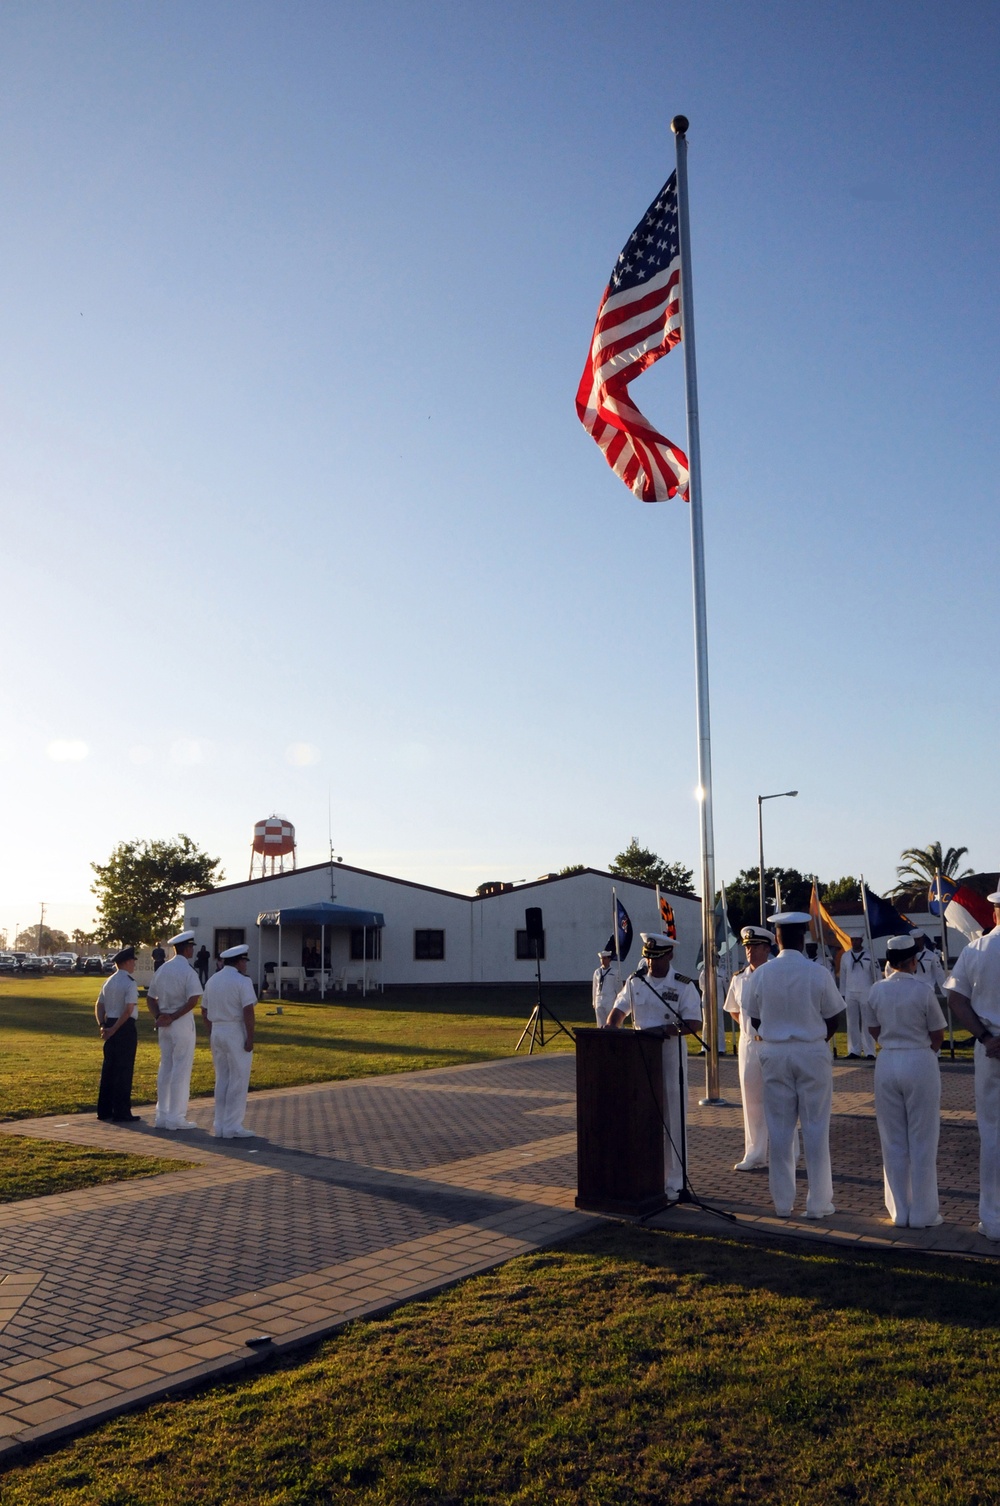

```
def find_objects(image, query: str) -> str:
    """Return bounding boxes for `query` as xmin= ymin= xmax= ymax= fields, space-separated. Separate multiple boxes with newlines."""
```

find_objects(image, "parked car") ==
xmin=0 ymin=953 xmax=17 ymax=971
xmin=82 ymin=955 xmax=105 ymax=975
xmin=51 ymin=953 xmax=77 ymax=973
xmin=19 ymin=954 xmax=42 ymax=971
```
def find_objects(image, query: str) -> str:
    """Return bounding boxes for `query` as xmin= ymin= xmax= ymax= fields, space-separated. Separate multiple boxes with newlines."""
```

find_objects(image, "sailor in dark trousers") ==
xmin=96 ymin=946 xmax=141 ymax=1123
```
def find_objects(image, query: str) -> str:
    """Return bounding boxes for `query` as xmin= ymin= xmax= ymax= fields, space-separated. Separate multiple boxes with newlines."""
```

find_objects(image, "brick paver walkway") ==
xmin=0 ymin=1050 xmax=994 ymax=1464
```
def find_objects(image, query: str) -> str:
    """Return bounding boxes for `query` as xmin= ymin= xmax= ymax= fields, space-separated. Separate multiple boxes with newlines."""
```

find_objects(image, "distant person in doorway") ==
xmin=195 ymin=945 xmax=210 ymax=987
xmin=151 ymin=942 xmax=165 ymax=972
xmin=95 ymin=946 xmax=141 ymax=1123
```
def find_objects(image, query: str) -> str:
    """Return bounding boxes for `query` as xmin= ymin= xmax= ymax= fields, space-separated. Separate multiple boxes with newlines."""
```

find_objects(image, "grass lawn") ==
xmin=0 ymin=977 xmax=593 ymax=1121
xmin=5 ymin=1222 xmax=1000 ymax=1504
xmin=0 ymin=1135 xmax=185 ymax=1203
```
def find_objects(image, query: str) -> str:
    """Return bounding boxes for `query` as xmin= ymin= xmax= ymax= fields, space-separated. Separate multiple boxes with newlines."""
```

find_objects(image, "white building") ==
xmin=182 ymin=861 xmax=702 ymax=994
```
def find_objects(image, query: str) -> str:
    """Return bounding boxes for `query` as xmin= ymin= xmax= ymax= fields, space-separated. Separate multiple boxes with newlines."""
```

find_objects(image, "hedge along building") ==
xmin=181 ymin=861 xmax=702 ymax=993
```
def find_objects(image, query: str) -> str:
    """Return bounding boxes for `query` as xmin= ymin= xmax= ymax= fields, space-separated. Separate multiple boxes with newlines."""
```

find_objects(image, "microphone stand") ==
xmin=632 ymin=968 xmax=736 ymax=1225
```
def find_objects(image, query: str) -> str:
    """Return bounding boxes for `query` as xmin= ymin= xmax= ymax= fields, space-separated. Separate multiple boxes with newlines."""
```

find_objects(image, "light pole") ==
xmin=756 ymin=792 xmax=798 ymax=925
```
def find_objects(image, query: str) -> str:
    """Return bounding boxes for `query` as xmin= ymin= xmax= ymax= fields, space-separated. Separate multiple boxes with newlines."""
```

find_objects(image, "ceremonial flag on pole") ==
xmin=862 ymin=884 xmax=913 ymax=939
xmin=809 ymin=880 xmax=851 ymax=976
xmin=575 ymin=174 xmax=690 ymax=503
xmin=606 ymin=897 xmax=634 ymax=962
xmin=928 ymin=877 xmax=994 ymax=941
xmin=656 ymin=886 xmax=677 ymax=940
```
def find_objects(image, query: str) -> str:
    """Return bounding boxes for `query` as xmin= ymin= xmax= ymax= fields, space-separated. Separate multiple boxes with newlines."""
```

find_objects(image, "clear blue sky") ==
xmin=2 ymin=0 xmax=998 ymax=939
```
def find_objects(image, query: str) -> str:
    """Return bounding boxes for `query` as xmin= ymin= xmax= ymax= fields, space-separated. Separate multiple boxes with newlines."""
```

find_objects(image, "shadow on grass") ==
xmin=578 ymin=1221 xmax=1000 ymax=1332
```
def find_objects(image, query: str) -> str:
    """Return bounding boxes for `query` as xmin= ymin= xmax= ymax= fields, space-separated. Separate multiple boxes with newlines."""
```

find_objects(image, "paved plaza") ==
xmin=0 ymin=1049 xmax=995 ymax=1464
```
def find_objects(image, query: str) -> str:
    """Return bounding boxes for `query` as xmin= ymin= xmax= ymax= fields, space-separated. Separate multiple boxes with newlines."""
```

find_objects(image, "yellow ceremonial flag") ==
xmin=809 ymin=880 xmax=852 ymax=976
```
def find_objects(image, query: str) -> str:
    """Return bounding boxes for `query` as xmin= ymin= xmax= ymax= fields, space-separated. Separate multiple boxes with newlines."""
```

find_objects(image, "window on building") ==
xmin=350 ymin=928 xmax=382 ymax=961
xmin=515 ymin=929 xmax=545 ymax=961
xmin=214 ymin=928 xmax=246 ymax=959
xmin=414 ymin=929 xmax=445 ymax=961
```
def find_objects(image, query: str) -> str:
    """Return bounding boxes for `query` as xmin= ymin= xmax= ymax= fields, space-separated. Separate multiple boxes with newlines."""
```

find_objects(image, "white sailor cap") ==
xmin=740 ymin=925 xmax=774 ymax=945
xmin=885 ymin=934 xmax=919 ymax=958
xmin=768 ymin=911 xmax=812 ymax=927
xmin=597 ymin=949 xmax=612 ymax=960
xmin=168 ymin=930 xmax=196 ymax=947
xmin=988 ymin=891 xmax=1000 ymax=905
xmin=220 ymin=944 xmax=249 ymax=960
xmin=640 ymin=932 xmax=676 ymax=957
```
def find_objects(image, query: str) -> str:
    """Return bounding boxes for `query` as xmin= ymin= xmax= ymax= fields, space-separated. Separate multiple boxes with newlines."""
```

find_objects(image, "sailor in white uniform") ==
xmin=724 ymin=926 xmax=774 ymax=1169
xmin=606 ymin=933 xmax=702 ymax=1198
xmin=913 ymin=933 xmax=947 ymax=992
xmin=840 ymin=936 xmax=877 ymax=1058
xmin=592 ymin=950 xmax=620 ymax=1029
xmin=742 ymin=911 xmax=844 ymax=1219
xmin=943 ymin=890 xmax=1000 ymax=1242
xmin=146 ymin=930 xmax=203 ymax=1130
xmin=864 ymin=934 xmax=947 ymax=1228
xmin=201 ymin=944 xmax=258 ymax=1138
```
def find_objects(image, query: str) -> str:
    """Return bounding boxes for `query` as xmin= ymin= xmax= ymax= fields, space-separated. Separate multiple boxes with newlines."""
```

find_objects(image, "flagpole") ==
xmin=936 ymin=870 xmax=954 ymax=1061
xmin=859 ymin=875 xmax=878 ymax=974
xmin=672 ymin=115 xmax=723 ymax=1107
xmin=612 ymin=885 xmax=623 ymax=995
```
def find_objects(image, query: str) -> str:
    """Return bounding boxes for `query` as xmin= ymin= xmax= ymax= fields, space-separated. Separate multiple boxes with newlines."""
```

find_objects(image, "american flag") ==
xmin=575 ymin=173 xmax=689 ymax=503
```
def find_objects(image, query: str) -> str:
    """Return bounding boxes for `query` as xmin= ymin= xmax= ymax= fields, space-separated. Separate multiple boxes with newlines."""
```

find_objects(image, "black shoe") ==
xmin=97 ymin=1114 xmax=113 ymax=1121
xmin=112 ymin=1114 xmax=141 ymax=1123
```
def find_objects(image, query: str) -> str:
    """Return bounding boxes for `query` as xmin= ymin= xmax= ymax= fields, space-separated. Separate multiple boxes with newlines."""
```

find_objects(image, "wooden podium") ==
xmin=575 ymin=1028 xmax=670 ymax=1217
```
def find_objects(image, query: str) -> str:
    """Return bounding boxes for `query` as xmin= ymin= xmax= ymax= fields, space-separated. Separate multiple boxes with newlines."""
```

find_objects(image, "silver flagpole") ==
xmin=936 ymin=869 xmax=954 ymax=1060
xmin=672 ymin=116 xmax=724 ymax=1107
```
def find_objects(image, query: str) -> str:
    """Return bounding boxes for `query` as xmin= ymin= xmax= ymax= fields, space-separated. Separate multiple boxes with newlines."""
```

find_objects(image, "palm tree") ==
xmin=891 ymin=842 xmax=973 ymax=902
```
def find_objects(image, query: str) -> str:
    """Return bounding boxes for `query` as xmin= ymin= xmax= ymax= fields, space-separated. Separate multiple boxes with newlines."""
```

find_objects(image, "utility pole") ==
xmin=37 ymin=902 xmax=46 ymax=956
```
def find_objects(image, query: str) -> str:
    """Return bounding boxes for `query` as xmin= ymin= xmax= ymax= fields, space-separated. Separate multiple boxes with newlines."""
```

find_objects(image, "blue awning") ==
xmin=257 ymin=901 xmax=384 ymax=929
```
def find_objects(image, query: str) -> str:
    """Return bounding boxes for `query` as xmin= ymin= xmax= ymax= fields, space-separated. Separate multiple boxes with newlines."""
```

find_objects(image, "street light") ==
xmin=757 ymin=791 xmax=798 ymax=925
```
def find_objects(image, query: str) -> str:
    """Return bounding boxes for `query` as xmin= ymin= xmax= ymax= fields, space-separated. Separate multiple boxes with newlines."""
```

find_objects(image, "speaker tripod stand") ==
xmin=514 ymin=946 xmax=573 ymax=1054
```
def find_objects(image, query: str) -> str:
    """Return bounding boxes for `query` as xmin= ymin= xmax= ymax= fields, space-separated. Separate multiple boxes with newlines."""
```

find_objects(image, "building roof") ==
xmin=186 ymin=859 xmax=699 ymax=904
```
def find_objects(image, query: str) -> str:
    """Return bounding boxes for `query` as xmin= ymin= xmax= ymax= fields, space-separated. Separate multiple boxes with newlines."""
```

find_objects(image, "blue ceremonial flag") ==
xmin=862 ymin=885 xmax=913 ymax=939
xmin=606 ymin=898 xmax=633 ymax=962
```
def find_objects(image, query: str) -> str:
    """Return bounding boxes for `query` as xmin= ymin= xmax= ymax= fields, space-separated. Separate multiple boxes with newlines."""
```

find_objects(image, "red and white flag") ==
xmin=576 ymin=173 xmax=689 ymax=503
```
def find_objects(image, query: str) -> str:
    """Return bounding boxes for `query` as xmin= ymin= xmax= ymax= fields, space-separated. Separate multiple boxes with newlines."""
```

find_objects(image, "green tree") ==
xmin=822 ymin=876 xmax=860 ymax=905
xmin=91 ymin=835 xmax=223 ymax=947
xmin=722 ymin=867 xmax=813 ymax=933
xmin=15 ymin=926 xmax=71 ymax=953
xmin=559 ymin=863 xmax=586 ymax=876
xmin=609 ymin=840 xmax=695 ymax=896
xmin=891 ymin=842 xmax=972 ymax=903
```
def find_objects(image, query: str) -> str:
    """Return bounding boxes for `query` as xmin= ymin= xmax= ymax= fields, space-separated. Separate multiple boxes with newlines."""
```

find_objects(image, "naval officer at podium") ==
xmin=606 ymin=932 xmax=702 ymax=1197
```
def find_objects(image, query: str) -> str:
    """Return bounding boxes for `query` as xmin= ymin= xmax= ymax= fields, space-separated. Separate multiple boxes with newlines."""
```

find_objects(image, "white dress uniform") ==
xmin=742 ymin=946 xmax=843 ymax=1218
xmin=147 ymin=953 xmax=203 ymax=1129
xmin=203 ymin=963 xmax=258 ymax=1137
xmin=592 ymin=964 xmax=621 ymax=1028
xmin=863 ymin=974 xmax=947 ymax=1227
xmin=946 ymin=925 xmax=1000 ymax=1240
xmin=916 ymin=947 xmax=947 ymax=991
xmin=840 ymin=947 xmax=878 ymax=1057
xmin=725 ymin=964 xmax=769 ymax=1167
xmin=612 ymin=966 xmax=702 ymax=1196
